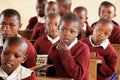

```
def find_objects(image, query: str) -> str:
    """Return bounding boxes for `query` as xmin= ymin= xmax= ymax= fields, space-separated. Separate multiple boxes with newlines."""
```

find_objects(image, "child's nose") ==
xmin=8 ymin=55 xmax=15 ymax=60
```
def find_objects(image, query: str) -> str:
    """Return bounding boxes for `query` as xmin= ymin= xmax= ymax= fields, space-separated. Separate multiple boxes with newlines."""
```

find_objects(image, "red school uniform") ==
xmin=47 ymin=38 xmax=90 ymax=80
xmin=31 ymin=23 xmax=45 ymax=40
xmin=81 ymin=36 xmax=118 ymax=80
xmin=26 ymin=16 xmax=38 ymax=30
xmin=34 ymin=35 xmax=59 ymax=54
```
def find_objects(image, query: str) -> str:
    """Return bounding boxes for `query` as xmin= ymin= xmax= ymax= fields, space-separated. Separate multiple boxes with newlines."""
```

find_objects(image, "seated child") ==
xmin=91 ymin=1 xmax=120 ymax=44
xmin=56 ymin=0 xmax=72 ymax=17
xmin=73 ymin=6 xmax=93 ymax=39
xmin=0 ymin=37 xmax=36 ymax=80
xmin=31 ymin=1 xmax=59 ymax=40
xmin=34 ymin=13 xmax=60 ymax=54
xmin=47 ymin=13 xmax=90 ymax=80
xmin=91 ymin=1 xmax=119 ymax=27
xmin=81 ymin=18 xmax=118 ymax=80
xmin=26 ymin=0 xmax=47 ymax=30
xmin=0 ymin=9 xmax=36 ymax=68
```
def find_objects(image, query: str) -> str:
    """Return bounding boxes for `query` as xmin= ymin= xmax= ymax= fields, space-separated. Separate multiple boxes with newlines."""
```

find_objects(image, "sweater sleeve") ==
xmin=96 ymin=50 xmax=117 ymax=77
xmin=59 ymin=45 xmax=90 ymax=80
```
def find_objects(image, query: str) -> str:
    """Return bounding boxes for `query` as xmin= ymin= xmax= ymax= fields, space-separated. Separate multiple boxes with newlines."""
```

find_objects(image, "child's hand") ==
xmin=90 ymin=52 xmax=96 ymax=59
xmin=57 ymin=40 xmax=69 ymax=53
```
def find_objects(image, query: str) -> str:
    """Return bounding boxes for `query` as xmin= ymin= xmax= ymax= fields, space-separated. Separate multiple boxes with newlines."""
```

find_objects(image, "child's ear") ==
xmin=18 ymin=23 xmax=22 ymax=30
xmin=21 ymin=55 xmax=27 ymax=64
xmin=114 ymin=13 xmax=117 ymax=17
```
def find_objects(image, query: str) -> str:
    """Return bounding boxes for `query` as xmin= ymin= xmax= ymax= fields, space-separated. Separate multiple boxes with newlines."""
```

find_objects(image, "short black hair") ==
xmin=73 ymin=6 xmax=88 ymax=16
xmin=99 ymin=1 xmax=116 ymax=13
xmin=59 ymin=13 xmax=80 ymax=29
xmin=3 ymin=37 xmax=28 ymax=54
xmin=0 ymin=9 xmax=21 ymax=23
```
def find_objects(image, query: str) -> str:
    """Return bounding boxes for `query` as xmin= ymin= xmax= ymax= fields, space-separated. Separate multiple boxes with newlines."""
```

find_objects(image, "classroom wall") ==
xmin=0 ymin=0 xmax=120 ymax=30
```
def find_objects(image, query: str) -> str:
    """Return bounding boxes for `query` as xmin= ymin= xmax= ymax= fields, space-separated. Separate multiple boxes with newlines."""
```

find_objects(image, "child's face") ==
xmin=92 ymin=22 xmax=113 ymax=45
xmin=45 ymin=4 xmax=58 ymax=16
xmin=74 ymin=10 xmax=87 ymax=27
xmin=36 ymin=1 xmax=46 ymax=17
xmin=0 ymin=15 xmax=21 ymax=39
xmin=99 ymin=6 xmax=116 ymax=20
xmin=1 ymin=43 xmax=26 ymax=75
xmin=46 ymin=17 xmax=59 ymax=39
xmin=59 ymin=20 xmax=79 ymax=45
xmin=58 ymin=2 xmax=71 ymax=16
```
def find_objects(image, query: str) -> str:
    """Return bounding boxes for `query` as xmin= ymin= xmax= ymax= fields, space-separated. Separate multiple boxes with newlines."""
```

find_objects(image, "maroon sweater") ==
xmin=47 ymin=40 xmax=90 ymax=80
xmin=26 ymin=16 xmax=38 ymax=30
xmin=31 ymin=23 xmax=45 ymax=40
xmin=34 ymin=35 xmax=57 ymax=54
xmin=81 ymin=38 xmax=118 ymax=80
xmin=0 ymin=72 xmax=36 ymax=80
xmin=22 ymin=37 xmax=37 ymax=68
xmin=108 ymin=25 xmax=120 ymax=44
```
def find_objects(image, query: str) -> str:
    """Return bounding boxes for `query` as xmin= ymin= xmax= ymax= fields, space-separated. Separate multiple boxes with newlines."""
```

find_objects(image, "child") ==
xmin=92 ymin=1 xmax=120 ymax=44
xmin=56 ymin=0 xmax=72 ymax=17
xmin=47 ymin=13 xmax=90 ymax=80
xmin=31 ymin=1 xmax=59 ymax=40
xmin=0 ymin=9 xmax=36 ymax=68
xmin=81 ymin=18 xmax=118 ymax=80
xmin=34 ymin=13 xmax=60 ymax=54
xmin=91 ymin=1 xmax=119 ymax=27
xmin=26 ymin=0 xmax=47 ymax=30
xmin=73 ymin=6 xmax=93 ymax=39
xmin=0 ymin=37 xmax=36 ymax=80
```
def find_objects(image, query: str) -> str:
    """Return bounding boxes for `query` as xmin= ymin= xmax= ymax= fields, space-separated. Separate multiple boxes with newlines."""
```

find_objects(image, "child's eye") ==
xmin=71 ymin=31 xmax=76 ymax=34
xmin=14 ymin=54 xmax=21 ymax=58
xmin=3 ymin=51 xmax=10 ymax=56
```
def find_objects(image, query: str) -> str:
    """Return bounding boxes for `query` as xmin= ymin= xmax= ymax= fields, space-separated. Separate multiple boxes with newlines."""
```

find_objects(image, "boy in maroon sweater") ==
xmin=47 ymin=13 xmax=90 ymax=80
xmin=0 ymin=9 xmax=36 ymax=68
xmin=34 ymin=13 xmax=60 ymax=55
xmin=91 ymin=1 xmax=120 ymax=44
xmin=0 ymin=37 xmax=36 ymax=80
xmin=73 ymin=6 xmax=93 ymax=39
xmin=26 ymin=0 xmax=47 ymax=30
xmin=81 ymin=18 xmax=118 ymax=80
xmin=31 ymin=1 xmax=59 ymax=40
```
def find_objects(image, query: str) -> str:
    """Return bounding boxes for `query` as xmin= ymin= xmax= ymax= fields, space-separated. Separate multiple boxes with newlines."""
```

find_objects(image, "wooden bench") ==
xmin=89 ymin=59 xmax=102 ymax=80
xmin=112 ymin=44 xmax=120 ymax=80
xmin=18 ymin=30 xmax=33 ymax=40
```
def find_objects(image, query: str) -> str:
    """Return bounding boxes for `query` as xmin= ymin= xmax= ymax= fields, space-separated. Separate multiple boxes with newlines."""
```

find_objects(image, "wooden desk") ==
xmin=89 ymin=59 xmax=102 ymax=80
xmin=37 ymin=77 xmax=74 ymax=80
xmin=112 ymin=44 xmax=120 ymax=80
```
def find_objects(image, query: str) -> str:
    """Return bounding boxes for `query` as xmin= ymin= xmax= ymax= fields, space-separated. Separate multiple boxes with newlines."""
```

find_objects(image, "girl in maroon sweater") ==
xmin=47 ymin=13 xmax=90 ymax=80
xmin=81 ymin=18 xmax=118 ymax=80
xmin=34 ymin=13 xmax=60 ymax=55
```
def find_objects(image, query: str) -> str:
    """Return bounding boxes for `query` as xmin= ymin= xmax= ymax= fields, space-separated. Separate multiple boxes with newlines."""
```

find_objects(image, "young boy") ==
xmin=34 ymin=13 xmax=60 ymax=54
xmin=0 ymin=37 xmax=36 ymax=80
xmin=92 ymin=1 xmax=120 ymax=44
xmin=26 ymin=0 xmax=47 ymax=30
xmin=56 ymin=0 xmax=72 ymax=17
xmin=81 ymin=18 xmax=118 ymax=80
xmin=31 ymin=1 xmax=59 ymax=40
xmin=47 ymin=13 xmax=90 ymax=80
xmin=73 ymin=6 xmax=93 ymax=39
xmin=0 ymin=9 xmax=36 ymax=68
xmin=91 ymin=1 xmax=119 ymax=27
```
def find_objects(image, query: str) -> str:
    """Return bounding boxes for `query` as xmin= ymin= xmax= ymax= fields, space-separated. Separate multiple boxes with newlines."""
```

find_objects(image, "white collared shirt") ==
xmin=0 ymin=65 xmax=33 ymax=80
xmin=47 ymin=35 xmax=60 ymax=44
xmin=89 ymin=36 xmax=110 ymax=49
xmin=37 ymin=16 xmax=45 ymax=23
xmin=68 ymin=38 xmax=78 ymax=49
xmin=81 ymin=23 xmax=87 ymax=31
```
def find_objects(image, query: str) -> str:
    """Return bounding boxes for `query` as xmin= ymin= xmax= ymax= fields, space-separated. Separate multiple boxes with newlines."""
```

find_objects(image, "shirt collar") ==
xmin=47 ymin=35 xmax=60 ymax=44
xmin=81 ymin=23 xmax=87 ymax=31
xmin=0 ymin=65 xmax=33 ymax=80
xmin=68 ymin=38 xmax=78 ymax=49
xmin=37 ymin=16 xmax=45 ymax=23
xmin=89 ymin=36 xmax=110 ymax=49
